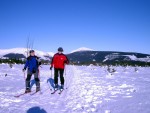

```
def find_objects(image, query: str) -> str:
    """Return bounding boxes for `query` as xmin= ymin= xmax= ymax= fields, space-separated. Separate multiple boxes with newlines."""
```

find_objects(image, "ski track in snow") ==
xmin=0 ymin=64 xmax=150 ymax=113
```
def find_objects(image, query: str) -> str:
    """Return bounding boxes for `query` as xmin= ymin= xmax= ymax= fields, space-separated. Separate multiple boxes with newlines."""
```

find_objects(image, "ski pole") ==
xmin=64 ymin=66 xmax=68 ymax=89
xmin=51 ymin=70 xmax=53 ymax=78
xmin=23 ymin=71 xmax=26 ymax=80
xmin=47 ymin=70 xmax=53 ymax=91
xmin=64 ymin=64 xmax=67 ymax=76
xmin=38 ymin=68 xmax=40 ymax=80
xmin=38 ymin=68 xmax=42 ymax=93
xmin=50 ymin=70 xmax=53 ymax=90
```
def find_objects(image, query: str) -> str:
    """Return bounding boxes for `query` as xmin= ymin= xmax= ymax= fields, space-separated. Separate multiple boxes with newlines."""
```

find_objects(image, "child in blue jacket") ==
xmin=23 ymin=50 xmax=41 ymax=93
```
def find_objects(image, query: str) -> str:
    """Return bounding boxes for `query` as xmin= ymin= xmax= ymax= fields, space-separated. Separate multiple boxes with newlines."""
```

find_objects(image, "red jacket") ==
xmin=51 ymin=53 xmax=69 ymax=69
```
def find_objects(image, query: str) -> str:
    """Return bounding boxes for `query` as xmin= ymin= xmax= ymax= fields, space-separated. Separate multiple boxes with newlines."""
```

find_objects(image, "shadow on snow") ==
xmin=47 ymin=78 xmax=55 ymax=89
xmin=26 ymin=106 xmax=47 ymax=113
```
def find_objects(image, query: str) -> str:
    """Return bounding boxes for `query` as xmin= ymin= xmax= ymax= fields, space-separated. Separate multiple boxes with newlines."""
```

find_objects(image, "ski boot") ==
xmin=54 ymin=84 xmax=58 ymax=91
xmin=60 ymin=85 xmax=64 ymax=91
xmin=25 ymin=88 xmax=31 ymax=93
xmin=36 ymin=87 xmax=40 ymax=92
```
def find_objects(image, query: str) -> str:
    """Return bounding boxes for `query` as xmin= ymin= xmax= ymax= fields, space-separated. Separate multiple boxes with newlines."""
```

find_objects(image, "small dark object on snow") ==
xmin=135 ymin=68 xmax=138 ymax=72
xmin=5 ymin=74 xmax=7 ymax=77
xmin=9 ymin=64 xmax=13 ymax=68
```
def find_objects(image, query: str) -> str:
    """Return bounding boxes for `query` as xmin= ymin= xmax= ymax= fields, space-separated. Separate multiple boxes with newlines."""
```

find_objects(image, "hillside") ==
xmin=67 ymin=51 xmax=150 ymax=66
xmin=0 ymin=48 xmax=150 ymax=66
xmin=0 ymin=48 xmax=54 ymax=60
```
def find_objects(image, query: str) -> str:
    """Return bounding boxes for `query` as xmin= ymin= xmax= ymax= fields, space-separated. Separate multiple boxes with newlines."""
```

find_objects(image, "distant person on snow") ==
xmin=50 ymin=47 xmax=69 ymax=91
xmin=23 ymin=50 xmax=41 ymax=93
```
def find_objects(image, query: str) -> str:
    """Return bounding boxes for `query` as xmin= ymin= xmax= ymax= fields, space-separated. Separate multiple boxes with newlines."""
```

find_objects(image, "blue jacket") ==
xmin=24 ymin=56 xmax=39 ymax=72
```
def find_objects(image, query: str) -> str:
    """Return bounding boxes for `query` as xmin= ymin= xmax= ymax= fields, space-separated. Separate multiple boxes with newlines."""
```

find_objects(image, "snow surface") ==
xmin=123 ymin=55 xmax=150 ymax=62
xmin=103 ymin=54 xmax=150 ymax=62
xmin=103 ymin=54 xmax=119 ymax=62
xmin=71 ymin=47 xmax=94 ymax=53
xmin=0 ymin=64 xmax=150 ymax=113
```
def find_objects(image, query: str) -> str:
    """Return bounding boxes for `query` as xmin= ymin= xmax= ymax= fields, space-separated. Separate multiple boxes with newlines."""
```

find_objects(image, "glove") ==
xmin=50 ymin=67 xmax=53 ymax=70
xmin=38 ymin=62 xmax=42 ymax=66
xmin=22 ymin=68 xmax=26 ymax=72
xmin=64 ymin=60 xmax=68 ymax=64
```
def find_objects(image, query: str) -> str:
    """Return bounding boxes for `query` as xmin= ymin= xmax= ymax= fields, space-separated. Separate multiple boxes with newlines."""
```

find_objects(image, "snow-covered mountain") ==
xmin=0 ymin=48 xmax=54 ymax=60
xmin=0 ymin=48 xmax=150 ymax=65
xmin=71 ymin=47 xmax=94 ymax=53
xmin=0 ymin=47 xmax=94 ymax=59
xmin=67 ymin=51 xmax=150 ymax=65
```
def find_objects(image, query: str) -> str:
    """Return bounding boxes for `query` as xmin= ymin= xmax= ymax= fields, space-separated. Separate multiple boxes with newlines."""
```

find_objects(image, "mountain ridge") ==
xmin=0 ymin=48 xmax=150 ymax=65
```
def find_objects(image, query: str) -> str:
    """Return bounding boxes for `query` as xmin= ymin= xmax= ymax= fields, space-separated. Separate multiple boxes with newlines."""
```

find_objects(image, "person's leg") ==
xmin=54 ymin=68 xmax=59 ymax=89
xmin=59 ymin=69 xmax=64 ymax=89
xmin=34 ymin=69 xmax=40 ymax=92
xmin=25 ymin=70 xmax=32 ymax=92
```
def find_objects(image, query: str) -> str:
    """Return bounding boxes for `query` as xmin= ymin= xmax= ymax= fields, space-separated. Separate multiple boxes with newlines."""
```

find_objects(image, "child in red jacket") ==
xmin=50 ymin=47 xmax=69 ymax=90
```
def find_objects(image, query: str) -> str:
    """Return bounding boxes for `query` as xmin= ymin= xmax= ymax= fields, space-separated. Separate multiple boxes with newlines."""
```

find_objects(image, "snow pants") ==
xmin=54 ymin=68 xmax=64 ymax=85
xmin=26 ymin=69 xmax=40 ymax=90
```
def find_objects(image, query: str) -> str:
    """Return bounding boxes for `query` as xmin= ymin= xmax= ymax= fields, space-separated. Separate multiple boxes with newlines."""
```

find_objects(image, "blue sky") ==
xmin=0 ymin=0 xmax=150 ymax=54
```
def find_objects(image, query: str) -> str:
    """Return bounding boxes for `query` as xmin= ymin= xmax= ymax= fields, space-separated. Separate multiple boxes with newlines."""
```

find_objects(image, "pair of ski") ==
xmin=51 ymin=89 xmax=64 ymax=95
xmin=14 ymin=90 xmax=41 ymax=98
xmin=14 ymin=89 xmax=63 ymax=98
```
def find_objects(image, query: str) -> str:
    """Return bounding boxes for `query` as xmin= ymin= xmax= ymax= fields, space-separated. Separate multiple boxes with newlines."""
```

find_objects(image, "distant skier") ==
xmin=23 ymin=50 xmax=41 ymax=93
xmin=50 ymin=47 xmax=69 ymax=91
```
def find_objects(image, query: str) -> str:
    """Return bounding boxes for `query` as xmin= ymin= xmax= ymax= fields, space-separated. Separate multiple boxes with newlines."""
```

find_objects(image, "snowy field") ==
xmin=0 ymin=64 xmax=150 ymax=113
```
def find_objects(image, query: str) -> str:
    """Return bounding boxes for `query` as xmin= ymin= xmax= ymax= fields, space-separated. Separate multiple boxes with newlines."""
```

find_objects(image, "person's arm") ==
xmin=24 ymin=59 xmax=29 ymax=70
xmin=51 ymin=56 xmax=54 ymax=67
xmin=65 ymin=55 xmax=69 ymax=64
xmin=50 ymin=54 xmax=55 ymax=70
xmin=36 ymin=56 xmax=42 ymax=66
